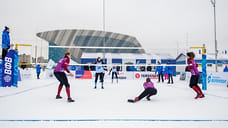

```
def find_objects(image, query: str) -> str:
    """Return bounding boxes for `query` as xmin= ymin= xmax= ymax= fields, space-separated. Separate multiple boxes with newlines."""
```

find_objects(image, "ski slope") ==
xmin=0 ymin=70 xmax=228 ymax=127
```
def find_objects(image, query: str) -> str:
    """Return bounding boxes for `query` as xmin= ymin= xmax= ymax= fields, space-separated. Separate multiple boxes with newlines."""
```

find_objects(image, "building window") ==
xmin=207 ymin=63 xmax=212 ymax=67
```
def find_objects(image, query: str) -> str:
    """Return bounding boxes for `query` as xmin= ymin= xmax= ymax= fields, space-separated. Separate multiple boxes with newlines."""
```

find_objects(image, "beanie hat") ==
xmin=5 ymin=26 xmax=9 ymax=30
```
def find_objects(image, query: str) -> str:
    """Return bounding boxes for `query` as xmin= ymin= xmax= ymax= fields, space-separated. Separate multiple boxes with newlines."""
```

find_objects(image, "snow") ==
xmin=0 ymin=70 xmax=228 ymax=127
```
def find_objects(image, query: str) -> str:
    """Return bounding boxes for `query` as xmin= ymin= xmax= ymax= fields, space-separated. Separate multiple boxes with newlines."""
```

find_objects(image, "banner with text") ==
xmin=207 ymin=72 xmax=228 ymax=87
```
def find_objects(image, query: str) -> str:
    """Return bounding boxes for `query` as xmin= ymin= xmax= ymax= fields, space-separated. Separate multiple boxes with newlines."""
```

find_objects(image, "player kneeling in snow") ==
xmin=128 ymin=78 xmax=157 ymax=103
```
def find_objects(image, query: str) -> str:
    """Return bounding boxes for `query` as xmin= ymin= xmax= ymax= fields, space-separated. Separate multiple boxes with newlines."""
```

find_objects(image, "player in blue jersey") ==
xmin=109 ymin=66 xmax=119 ymax=83
xmin=94 ymin=57 xmax=107 ymax=89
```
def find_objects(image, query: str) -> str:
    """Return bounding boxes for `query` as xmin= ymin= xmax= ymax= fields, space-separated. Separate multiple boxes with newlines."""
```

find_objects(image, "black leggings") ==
xmin=95 ymin=73 xmax=104 ymax=82
xmin=54 ymin=72 xmax=70 ymax=87
xmin=138 ymin=88 xmax=157 ymax=100
xmin=2 ymin=48 xmax=9 ymax=59
xmin=158 ymin=74 xmax=164 ymax=82
xmin=168 ymin=74 xmax=173 ymax=83
xmin=112 ymin=72 xmax=118 ymax=79
xmin=189 ymin=75 xmax=199 ymax=88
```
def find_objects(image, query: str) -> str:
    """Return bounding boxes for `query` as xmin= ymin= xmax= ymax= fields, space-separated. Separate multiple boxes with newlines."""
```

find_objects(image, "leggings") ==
xmin=158 ymin=74 xmax=164 ymax=82
xmin=138 ymin=88 xmax=157 ymax=100
xmin=95 ymin=73 xmax=104 ymax=82
xmin=54 ymin=72 xmax=70 ymax=87
xmin=112 ymin=72 xmax=118 ymax=79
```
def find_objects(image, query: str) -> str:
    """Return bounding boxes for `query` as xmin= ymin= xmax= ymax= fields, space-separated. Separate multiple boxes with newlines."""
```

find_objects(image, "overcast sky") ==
xmin=0 ymin=0 xmax=228 ymax=58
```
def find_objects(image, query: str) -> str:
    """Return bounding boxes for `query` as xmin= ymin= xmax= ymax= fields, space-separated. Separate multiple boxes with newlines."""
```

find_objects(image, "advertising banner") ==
xmin=20 ymin=69 xmax=33 ymax=80
xmin=75 ymin=71 xmax=135 ymax=80
xmin=2 ymin=50 xmax=19 ymax=87
xmin=207 ymin=72 xmax=228 ymax=87
xmin=75 ymin=70 xmax=92 ymax=79
xmin=134 ymin=72 xmax=157 ymax=80
xmin=105 ymin=72 xmax=134 ymax=80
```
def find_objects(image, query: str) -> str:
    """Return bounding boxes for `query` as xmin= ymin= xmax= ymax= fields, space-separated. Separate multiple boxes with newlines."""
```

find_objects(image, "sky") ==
xmin=0 ymin=0 xmax=228 ymax=58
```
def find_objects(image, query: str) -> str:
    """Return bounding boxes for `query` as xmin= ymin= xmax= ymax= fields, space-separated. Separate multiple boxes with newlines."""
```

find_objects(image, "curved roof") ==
xmin=36 ymin=29 xmax=145 ymax=62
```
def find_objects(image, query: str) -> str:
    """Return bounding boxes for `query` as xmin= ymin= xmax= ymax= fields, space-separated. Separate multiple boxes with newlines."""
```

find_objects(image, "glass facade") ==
xmin=49 ymin=42 xmax=78 ymax=63
xmin=73 ymin=36 xmax=142 ymax=53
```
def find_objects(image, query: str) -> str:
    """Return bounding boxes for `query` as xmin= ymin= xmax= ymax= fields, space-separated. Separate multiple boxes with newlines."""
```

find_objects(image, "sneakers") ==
xmin=56 ymin=95 xmax=75 ymax=102
xmin=94 ymin=86 xmax=104 ymax=89
xmin=67 ymin=98 xmax=75 ymax=102
xmin=56 ymin=95 xmax=62 ymax=99
xmin=200 ymin=94 xmax=205 ymax=98
xmin=195 ymin=94 xmax=205 ymax=99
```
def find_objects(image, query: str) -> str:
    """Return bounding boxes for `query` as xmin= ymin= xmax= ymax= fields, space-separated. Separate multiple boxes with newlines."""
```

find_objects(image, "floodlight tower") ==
xmin=211 ymin=0 xmax=218 ymax=72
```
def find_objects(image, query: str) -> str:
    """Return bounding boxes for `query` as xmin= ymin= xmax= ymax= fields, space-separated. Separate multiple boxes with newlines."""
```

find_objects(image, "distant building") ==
xmin=36 ymin=29 xmax=145 ymax=63
xmin=19 ymin=54 xmax=31 ymax=63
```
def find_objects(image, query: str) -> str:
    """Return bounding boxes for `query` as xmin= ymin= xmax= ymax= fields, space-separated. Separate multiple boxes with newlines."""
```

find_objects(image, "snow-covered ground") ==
xmin=0 ymin=70 xmax=228 ymax=128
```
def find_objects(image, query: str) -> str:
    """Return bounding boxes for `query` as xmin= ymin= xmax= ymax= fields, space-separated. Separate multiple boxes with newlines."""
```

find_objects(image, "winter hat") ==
xmin=5 ymin=26 xmax=9 ymax=30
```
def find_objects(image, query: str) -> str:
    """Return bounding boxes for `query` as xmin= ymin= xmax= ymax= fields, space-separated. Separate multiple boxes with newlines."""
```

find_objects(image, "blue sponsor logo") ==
xmin=208 ymin=75 xmax=211 ymax=83
xmin=207 ymin=74 xmax=227 ymax=84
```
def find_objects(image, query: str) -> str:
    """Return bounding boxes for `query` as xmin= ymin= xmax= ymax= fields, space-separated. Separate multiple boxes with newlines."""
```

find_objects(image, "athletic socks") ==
xmin=66 ymin=87 xmax=71 ymax=99
xmin=192 ymin=86 xmax=205 ymax=99
xmin=57 ymin=85 xmax=63 ymax=97
xmin=94 ymin=82 xmax=104 ymax=89
xmin=94 ymin=82 xmax=97 ymax=89
xmin=101 ymin=82 xmax=104 ymax=89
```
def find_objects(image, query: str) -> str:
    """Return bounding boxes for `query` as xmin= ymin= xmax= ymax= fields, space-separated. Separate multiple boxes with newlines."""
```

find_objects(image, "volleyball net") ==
xmin=48 ymin=45 xmax=189 ymax=71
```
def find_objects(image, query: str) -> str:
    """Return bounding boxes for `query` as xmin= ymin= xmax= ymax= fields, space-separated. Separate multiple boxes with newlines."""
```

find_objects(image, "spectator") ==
xmin=166 ymin=61 xmax=174 ymax=84
xmin=36 ymin=63 xmax=41 ymax=79
xmin=155 ymin=61 xmax=164 ymax=83
xmin=2 ymin=26 xmax=10 ymax=59
xmin=224 ymin=65 xmax=228 ymax=72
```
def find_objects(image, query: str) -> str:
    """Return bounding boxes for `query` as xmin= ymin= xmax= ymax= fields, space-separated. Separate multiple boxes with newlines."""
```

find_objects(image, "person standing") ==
xmin=223 ymin=65 xmax=228 ymax=72
xmin=36 ymin=63 xmax=41 ymax=79
xmin=129 ymin=78 xmax=157 ymax=103
xmin=155 ymin=61 xmax=164 ymax=83
xmin=187 ymin=52 xmax=205 ymax=99
xmin=54 ymin=52 xmax=74 ymax=102
xmin=166 ymin=61 xmax=174 ymax=84
xmin=2 ymin=26 xmax=10 ymax=59
xmin=109 ymin=66 xmax=119 ymax=83
xmin=94 ymin=57 xmax=106 ymax=89
xmin=164 ymin=66 xmax=169 ymax=80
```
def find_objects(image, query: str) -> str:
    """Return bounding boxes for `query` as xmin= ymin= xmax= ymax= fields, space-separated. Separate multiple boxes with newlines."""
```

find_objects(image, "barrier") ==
xmin=207 ymin=72 xmax=228 ymax=87
xmin=75 ymin=70 xmax=157 ymax=80
xmin=0 ymin=50 xmax=19 ymax=87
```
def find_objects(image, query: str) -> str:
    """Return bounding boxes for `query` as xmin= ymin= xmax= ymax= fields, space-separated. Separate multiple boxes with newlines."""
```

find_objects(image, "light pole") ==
xmin=211 ymin=0 xmax=218 ymax=72
xmin=102 ymin=0 xmax=106 ymax=61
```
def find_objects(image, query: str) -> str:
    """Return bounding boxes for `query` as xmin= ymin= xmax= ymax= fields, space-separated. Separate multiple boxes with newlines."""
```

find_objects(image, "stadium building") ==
xmin=36 ymin=29 xmax=145 ymax=63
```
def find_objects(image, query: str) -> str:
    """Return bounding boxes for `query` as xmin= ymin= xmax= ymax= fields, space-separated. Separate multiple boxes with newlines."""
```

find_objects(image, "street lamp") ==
xmin=210 ymin=0 xmax=218 ymax=72
xmin=102 ymin=0 xmax=106 ymax=60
